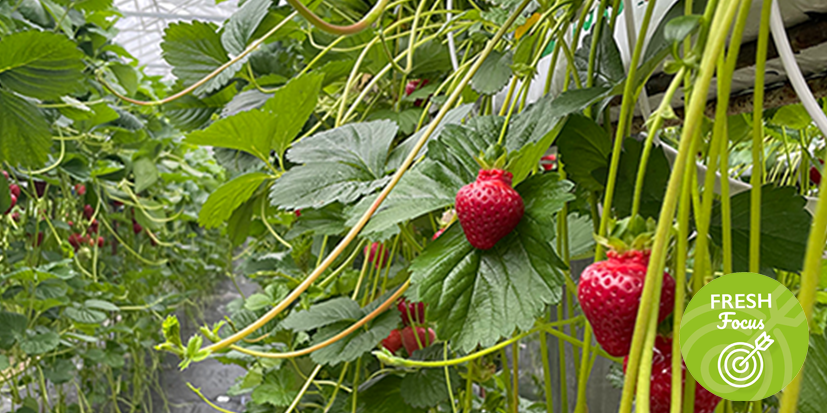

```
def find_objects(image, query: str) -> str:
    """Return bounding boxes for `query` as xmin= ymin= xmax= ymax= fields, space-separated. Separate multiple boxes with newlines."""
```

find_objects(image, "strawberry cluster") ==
xmin=3 ymin=171 xmax=19 ymax=215
xmin=381 ymin=298 xmax=436 ymax=356
xmin=577 ymin=218 xmax=720 ymax=412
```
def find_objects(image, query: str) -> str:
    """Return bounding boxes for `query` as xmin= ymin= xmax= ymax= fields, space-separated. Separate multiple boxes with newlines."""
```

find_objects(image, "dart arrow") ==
xmin=737 ymin=332 xmax=774 ymax=368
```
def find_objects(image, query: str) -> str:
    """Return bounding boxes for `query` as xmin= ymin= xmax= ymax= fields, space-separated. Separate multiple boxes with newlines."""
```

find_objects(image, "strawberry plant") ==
xmin=3 ymin=0 xmax=827 ymax=411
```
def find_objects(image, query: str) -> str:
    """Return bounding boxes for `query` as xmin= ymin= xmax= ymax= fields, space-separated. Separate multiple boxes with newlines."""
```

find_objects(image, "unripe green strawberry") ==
xmin=455 ymin=169 xmax=523 ymax=250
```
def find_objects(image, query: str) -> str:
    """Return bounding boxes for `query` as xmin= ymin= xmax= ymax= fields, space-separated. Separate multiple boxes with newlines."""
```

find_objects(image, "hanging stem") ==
xmin=618 ymin=1 xmax=744 ymax=411
xmin=750 ymin=0 xmax=773 ymax=273
xmin=285 ymin=0 xmax=389 ymax=35
xmin=595 ymin=0 xmax=658 ymax=259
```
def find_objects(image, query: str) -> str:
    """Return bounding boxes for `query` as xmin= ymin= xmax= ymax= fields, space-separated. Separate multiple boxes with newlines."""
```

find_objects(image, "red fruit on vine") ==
xmin=9 ymin=184 xmax=20 ymax=198
xmin=810 ymin=166 xmax=821 ymax=185
xmin=133 ymin=221 xmax=143 ymax=235
xmin=364 ymin=242 xmax=388 ymax=268
xmin=11 ymin=212 xmax=20 ymax=222
xmin=540 ymin=154 xmax=557 ymax=171
xmin=401 ymin=326 xmax=436 ymax=355
xmin=381 ymin=329 xmax=403 ymax=353
xmin=405 ymin=79 xmax=430 ymax=106
xmin=83 ymin=205 xmax=94 ymax=220
xmin=88 ymin=219 xmax=99 ymax=234
xmin=455 ymin=169 xmax=524 ymax=250
xmin=75 ymin=184 xmax=86 ymax=196
xmin=578 ymin=249 xmax=675 ymax=357
xmin=294 ymin=209 xmax=301 ymax=217
xmin=5 ymin=194 xmax=17 ymax=214
xmin=68 ymin=233 xmax=82 ymax=250
xmin=33 ymin=181 xmax=46 ymax=198
xmin=623 ymin=336 xmax=721 ymax=413
xmin=397 ymin=299 xmax=426 ymax=326
xmin=97 ymin=236 xmax=105 ymax=248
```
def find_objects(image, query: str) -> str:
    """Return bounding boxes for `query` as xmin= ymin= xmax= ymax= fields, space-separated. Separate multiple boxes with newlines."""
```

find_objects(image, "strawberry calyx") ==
xmin=594 ymin=215 xmax=656 ymax=255
xmin=474 ymin=143 xmax=508 ymax=172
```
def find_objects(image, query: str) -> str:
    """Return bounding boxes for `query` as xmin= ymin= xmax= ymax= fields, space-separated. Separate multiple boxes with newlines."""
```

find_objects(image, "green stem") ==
xmin=749 ymin=0 xmax=773 ymax=273
xmin=631 ymin=66 xmax=687 ymax=218
xmin=618 ymin=1 xmax=744 ymax=412
xmin=539 ymin=331 xmax=554 ymax=413
xmin=595 ymin=0 xmax=658 ymax=259
xmin=574 ymin=325 xmax=592 ymax=413
xmin=285 ymin=0 xmax=389 ymax=35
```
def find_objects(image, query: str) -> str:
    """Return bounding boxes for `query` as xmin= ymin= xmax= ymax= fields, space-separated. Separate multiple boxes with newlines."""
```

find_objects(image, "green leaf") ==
xmin=20 ymin=330 xmax=60 ymax=355
xmin=251 ymin=369 xmax=297 ymax=407
xmin=199 ymin=172 xmax=271 ymax=228
xmin=228 ymin=196 xmax=257 ymax=247
xmin=471 ymin=50 xmax=512 ymax=95
xmin=574 ymin=20 xmax=624 ymax=89
xmin=0 ymin=31 xmax=84 ymax=100
xmin=261 ymin=72 xmax=323 ymax=160
xmin=0 ymin=89 xmax=52 ymax=168
xmin=0 ymin=311 xmax=27 ymax=348
xmin=244 ymin=293 xmax=274 ymax=311
xmin=270 ymin=120 xmax=397 ymax=210
xmin=664 ymin=15 xmax=702 ymax=44
xmin=799 ymin=330 xmax=827 ymax=413
xmin=401 ymin=368 xmax=459 ymax=408
xmin=710 ymin=185 xmax=812 ymax=273
xmin=281 ymin=297 xmax=364 ymax=332
xmin=44 ymin=359 xmax=75 ymax=384
xmin=85 ymin=299 xmax=119 ymax=312
xmin=65 ymin=306 xmax=107 ymax=324
xmin=0 ymin=355 xmax=9 ymax=371
xmin=387 ymin=104 xmax=474 ymax=171
xmin=164 ymin=85 xmax=237 ymax=131
xmin=221 ymin=0 xmax=271 ymax=55
xmin=185 ymin=109 xmax=277 ymax=162
xmin=772 ymin=104 xmax=812 ymax=130
xmin=133 ymin=157 xmax=159 ymax=193
xmin=161 ymin=21 xmax=239 ymax=95
xmin=555 ymin=114 xmax=611 ymax=191
xmin=285 ymin=203 xmax=347 ymax=239
xmin=411 ymin=174 xmax=572 ymax=351
xmin=309 ymin=309 xmax=397 ymax=365
xmin=0 ymin=173 xmax=9 ymax=214
xmin=354 ymin=375 xmax=428 ymax=413
xmin=606 ymin=138 xmax=671 ymax=219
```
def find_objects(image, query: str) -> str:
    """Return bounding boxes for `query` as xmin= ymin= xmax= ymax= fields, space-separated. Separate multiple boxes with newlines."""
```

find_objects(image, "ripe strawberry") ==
xmin=401 ymin=326 xmax=436 ymax=355
xmin=364 ymin=242 xmax=388 ymax=268
xmin=68 ymin=233 xmax=82 ymax=250
xmin=397 ymin=299 xmax=426 ymax=326
xmin=133 ymin=221 xmax=143 ymax=235
xmin=75 ymin=184 xmax=86 ymax=196
xmin=811 ymin=166 xmax=821 ymax=185
xmin=294 ymin=209 xmax=301 ymax=217
xmin=381 ymin=329 xmax=403 ymax=353
xmin=623 ymin=337 xmax=720 ymax=413
xmin=88 ymin=219 xmax=99 ymax=234
xmin=578 ymin=249 xmax=675 ymax=357
xmin=4 ymin=194 xmax=17 ymax=214
xmin=83 ymin=205 xmax=94 ymax=220
xmin=540 ymin=154 xmax=557 ymax=171
xmin=96 ymin=236 xmax=104 ymax=248
xmin=9 ymin=184 xmax=20 ymax=198
xmin=455 ymin=169 xmax=524 ymax=250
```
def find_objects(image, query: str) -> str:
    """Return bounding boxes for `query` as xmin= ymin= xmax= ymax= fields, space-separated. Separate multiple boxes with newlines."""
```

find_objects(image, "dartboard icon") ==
xmin=717 ymin=332 xmax=774 ymax=388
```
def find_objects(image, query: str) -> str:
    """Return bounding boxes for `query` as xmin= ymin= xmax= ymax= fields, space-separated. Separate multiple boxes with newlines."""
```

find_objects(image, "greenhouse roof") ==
xmin=113 ymin=0 xmax=238 ymax=77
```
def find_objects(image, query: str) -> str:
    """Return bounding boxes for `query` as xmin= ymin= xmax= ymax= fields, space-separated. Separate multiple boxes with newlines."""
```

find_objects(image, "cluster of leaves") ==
xmin=0 ymin=1 xmax=233 ymax=411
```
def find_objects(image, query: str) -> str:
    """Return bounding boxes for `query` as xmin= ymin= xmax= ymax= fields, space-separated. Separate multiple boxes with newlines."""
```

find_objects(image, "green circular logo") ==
xmin=679 ymin=272 xmax=809 ymax=401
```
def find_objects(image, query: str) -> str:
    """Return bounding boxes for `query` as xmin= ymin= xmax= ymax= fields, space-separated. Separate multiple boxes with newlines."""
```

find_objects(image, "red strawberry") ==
xmin=405 ymin=79 xmax=430 ymax=107
xmin=455 ymin=169 xmax=524 ymax=250
xmin=294 ymin=209 xmax=301 ymax=217
xmin=623 ymin=337 xmax=720 ymax=413
xmin=96 ymin=236 xmax=104 ymax=248
xmin=68 ymin=233 xmax=82 ymax=250
xmin=33 ymin=181 xmax=46 ymax=198
xmin=540 ymin=154 xmax=557 ymax=171
xmin=133 ymin=221 xmax=143 ymax=235
xmin=11 ymin=212 xmax=20 ymax=222
xmin=397 ymin=299 xmax=426 ymax=326
xmin=5 ymin=194 xmax=17 ymax=214
xmin=9 ymin=184 xmax=20 ymax=198
xmin=75 ymin=184 xmax=86 ymax=196
xmin=401 ymin=326 xmax=436 ymax=355
xmin=88 ymin=219 xmax=99 ymax=234
xmin=810 ymin=166 xmax=821 ymax=185
xmin=364 ymin=242 xmax=388 ymax=268
xmin=83 ymin=205 xmax=94 ymax=220
xmin=578 ymin=249 xmax=675 ymax=357
xmin=381 ymin=329 xmax=403 ymax=353
xmin=432 ymin=227 xmax=446 ymax=240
